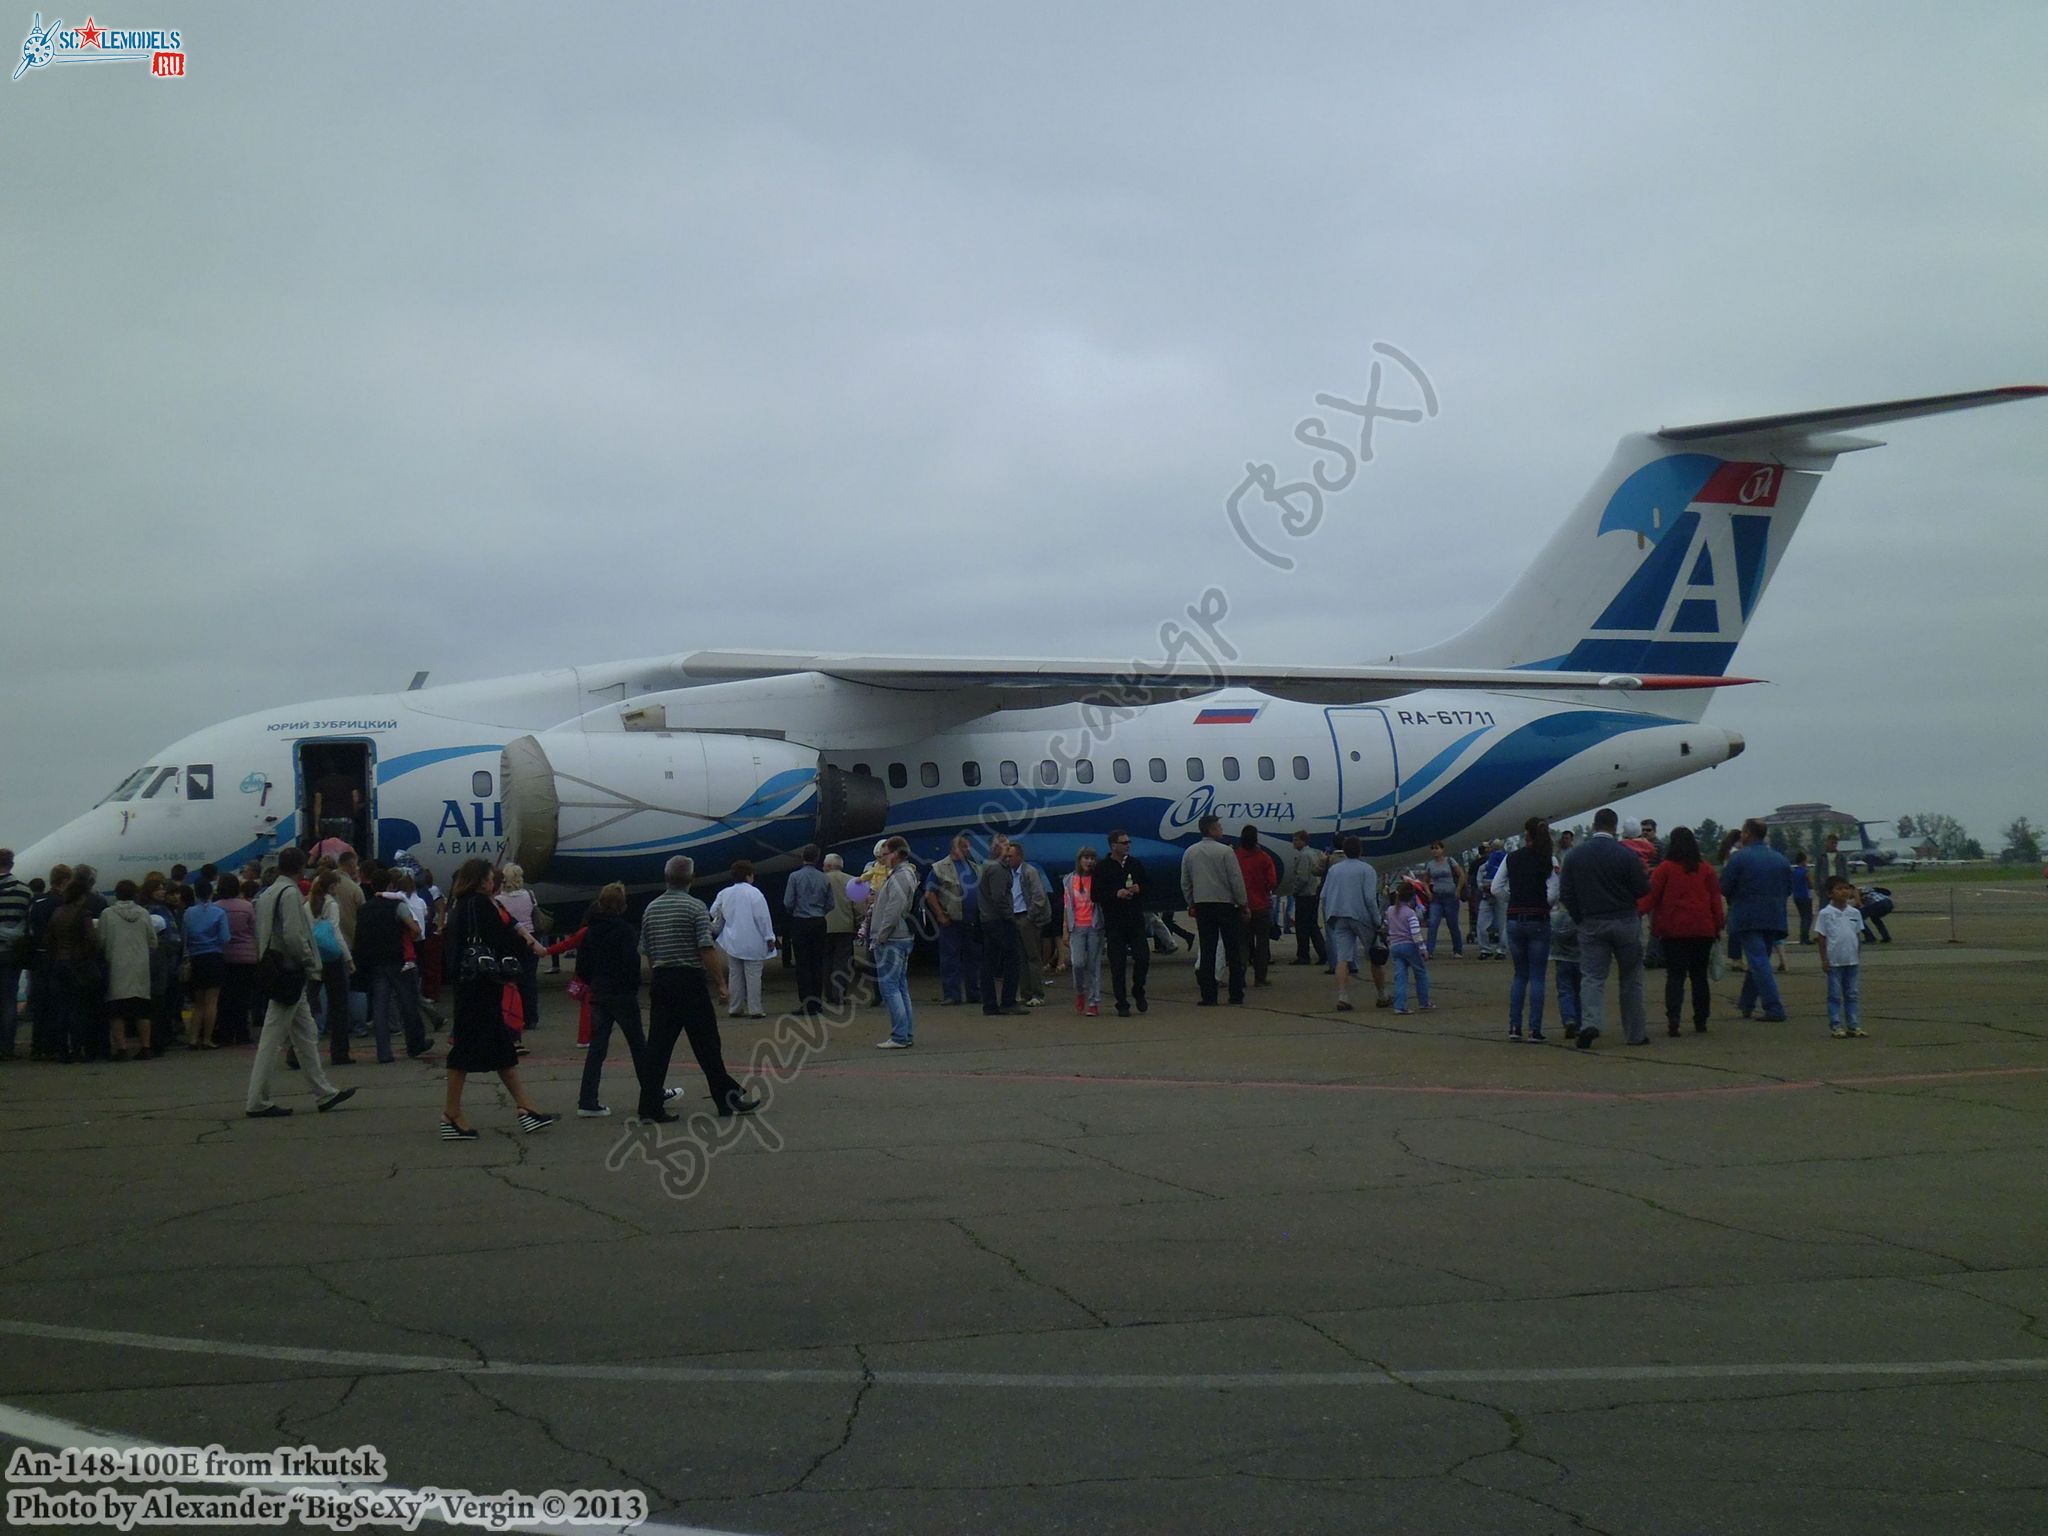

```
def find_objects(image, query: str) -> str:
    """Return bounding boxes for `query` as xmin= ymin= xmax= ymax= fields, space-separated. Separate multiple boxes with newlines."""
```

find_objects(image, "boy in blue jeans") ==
xmin=1812 ymin=877 xmax=1866 ymax=1038
xmin=1551 ymin=903 xmax=1582 ymax=1039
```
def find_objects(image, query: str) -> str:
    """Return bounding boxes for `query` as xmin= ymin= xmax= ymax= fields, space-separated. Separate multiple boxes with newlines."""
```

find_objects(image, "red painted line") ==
xmin=801 ymin=1063 xmax=2048 ymax=1103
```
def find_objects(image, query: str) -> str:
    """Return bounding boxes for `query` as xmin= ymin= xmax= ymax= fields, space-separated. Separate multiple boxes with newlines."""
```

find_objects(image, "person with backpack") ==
xmin=355 ymin=868 xmax=431 ymax=1062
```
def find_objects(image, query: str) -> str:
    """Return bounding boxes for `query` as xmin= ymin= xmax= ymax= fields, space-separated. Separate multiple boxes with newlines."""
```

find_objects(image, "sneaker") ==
xmin=1085 ymin=1004 xmax=1099 ymax=1017
xmin=1508 ymin=1028 xmax=1523 ymax=1040
xmin=577 ymin=1104 xmax=612 ymax=1117
xmin=1846 ymin=1028 xmax=1868 ymax=1038
xmin=1392 ymin=1008 xmax=1411 ymax=1015
xmin=1829 ymin=1027 xmax=1847 ymax=1038
xmin=1024 ymin=997 xmax=1043 ymax=1008
xmin=517 ymin=1110 xmax=558 ymax=1134
xmin=1528 ymin=1033 xmax=1546 ymax=1044
xmin=662 ymin=1086 xmax=684 ymax=1103
xmin=1073 ymin=996 xmax=1086 ymax=1015
xmin=1374 ymin=996 xmax=1392 ymax=1009
xmin=1336 ymin=997 xmax=1354 ymax=1012
xmin=1575 ymin=1028 xmax=1600 ymax=1050
xmin=875 ymin=1038 xmax=914 ymax=1049
xmin=316 ymin=1087 xmax=357 ymax=1113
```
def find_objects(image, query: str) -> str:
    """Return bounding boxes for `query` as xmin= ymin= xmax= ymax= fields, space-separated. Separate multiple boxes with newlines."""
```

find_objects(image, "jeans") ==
xmin=1825 ymin=964 xmax=1861 ymax=1030
xmin=1244 ymin=915 xmax=1271 ymax=985
xmin=1068 ymin=929 xmax=1102 ymax=1006
xmin=1505 ymin=917 xmax=1550 ymax=1035
xmin=1193 ymin=904 xmax=1246 ymax=1004
xmin=874 ymin=938 xmax=915 ymax=1043
xmin=0 ymin=960 xmax=18 ymax=1056
xmin=581 ymin=990 xmax=648 ymax=1110
xmin=936 ymin=919 xmax=981 ymax=1003
xmin=1105 ymin=924 xmax=1149 ymax=1010
xmin=1577 ymin=913 xmax=1646 ymax=1043
xmin=790 ymin=915 xmax=828 ymax=1013
xmin=979 ymin=917 xmax=1021 ymax=1012
xmin=1554 ymin=959 xmax=1581 ymax=1032
xmin=369 ymin=963 xmax=428 ymax=1061
xmin=1735 ymin=930 xmax=1787 ymax=1018
xmin=1478 ymin=893 xmax=1506 ymax=953
xmin=1391 ymin=941 xmax=1429 ymax=1010
xmin=1293 ymin=892 xmax=1327 ymax=963
xmin=1661 ymin=935 xmax=1714 ymax=1027
xmin=1426 ymin=896 xmax=1463 ymax=957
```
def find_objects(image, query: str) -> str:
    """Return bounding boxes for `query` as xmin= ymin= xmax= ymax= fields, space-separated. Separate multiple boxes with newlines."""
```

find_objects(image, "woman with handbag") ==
xmin=441 ymin=858 xmax=555 ymax=1140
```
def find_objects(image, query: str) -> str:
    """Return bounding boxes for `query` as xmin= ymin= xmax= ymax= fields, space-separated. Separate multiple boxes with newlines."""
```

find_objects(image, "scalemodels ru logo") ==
xmin=13 ymin=12 xmax=185 ymax=81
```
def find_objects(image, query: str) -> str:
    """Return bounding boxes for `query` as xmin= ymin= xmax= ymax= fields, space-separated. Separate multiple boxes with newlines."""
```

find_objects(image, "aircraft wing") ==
xmin=673 ymin=650 xmax=1758 ymax=707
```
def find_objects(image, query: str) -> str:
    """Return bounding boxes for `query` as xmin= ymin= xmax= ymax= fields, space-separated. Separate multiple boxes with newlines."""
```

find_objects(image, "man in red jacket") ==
xmin=1233 ymin=826 xmax=1281 ymax=988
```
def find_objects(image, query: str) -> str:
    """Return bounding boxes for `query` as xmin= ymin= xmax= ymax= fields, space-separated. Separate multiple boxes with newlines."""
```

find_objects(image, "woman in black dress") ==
xmin=441 ymin=858 xmax=556 ymax=1139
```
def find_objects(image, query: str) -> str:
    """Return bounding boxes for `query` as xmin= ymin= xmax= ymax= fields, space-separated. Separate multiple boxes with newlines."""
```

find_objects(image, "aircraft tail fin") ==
xmin=1395 ymin=387 xmax=2045 ymax=720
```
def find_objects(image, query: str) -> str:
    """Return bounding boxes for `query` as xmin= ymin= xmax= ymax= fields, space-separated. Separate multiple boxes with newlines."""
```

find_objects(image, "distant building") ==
xmin=1760 ymin=803 xmax=1860 ymax=832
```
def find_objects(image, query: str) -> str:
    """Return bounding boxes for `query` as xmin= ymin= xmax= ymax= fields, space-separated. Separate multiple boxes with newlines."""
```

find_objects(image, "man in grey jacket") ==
xmin=245 ymin=847 xmax=356 ymax=1117
xmin=869 ymin=837 xmax=921 ymax=1048
xmin=1558 ymin=808 xmax=1651 ymax=1050
xmin=1180 ymin=814 xmax=1250 ymax=1005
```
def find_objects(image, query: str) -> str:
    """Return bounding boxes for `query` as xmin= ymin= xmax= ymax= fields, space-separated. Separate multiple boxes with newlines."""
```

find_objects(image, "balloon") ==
xmin=846 ymin=880 xmax=871 ymax=905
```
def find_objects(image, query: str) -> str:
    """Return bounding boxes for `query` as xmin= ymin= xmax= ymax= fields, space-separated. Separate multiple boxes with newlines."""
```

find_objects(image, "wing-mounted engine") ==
xmin=501 ymin=731 xmax=888 ymax=885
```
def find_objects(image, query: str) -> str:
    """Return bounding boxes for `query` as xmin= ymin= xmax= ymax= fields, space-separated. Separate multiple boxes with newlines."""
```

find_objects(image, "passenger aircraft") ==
xmin=18 ymin=387 xmax=2041 ymax=901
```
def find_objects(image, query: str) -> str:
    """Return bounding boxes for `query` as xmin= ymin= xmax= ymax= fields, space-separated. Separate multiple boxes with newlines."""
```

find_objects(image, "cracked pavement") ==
xmin=0 ymin=889 xmax=2043 ymax=1533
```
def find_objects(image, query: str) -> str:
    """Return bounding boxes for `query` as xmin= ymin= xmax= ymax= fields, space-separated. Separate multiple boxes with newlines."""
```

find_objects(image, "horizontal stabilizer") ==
xmin=674 ymin=650 xmax=1757 ymax=708
xmin=1659 ymin=386 xmax=2046 ymax=445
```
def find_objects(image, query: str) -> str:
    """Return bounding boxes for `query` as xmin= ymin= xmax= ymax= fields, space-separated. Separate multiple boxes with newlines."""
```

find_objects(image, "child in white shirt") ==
xmin=1812 ymin=878 xmax=1866 ymax=1038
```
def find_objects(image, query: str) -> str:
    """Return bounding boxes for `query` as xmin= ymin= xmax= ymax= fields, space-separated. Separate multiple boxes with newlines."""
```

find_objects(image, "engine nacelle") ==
xmin=501 ymin=731 xmax=888 ymax=885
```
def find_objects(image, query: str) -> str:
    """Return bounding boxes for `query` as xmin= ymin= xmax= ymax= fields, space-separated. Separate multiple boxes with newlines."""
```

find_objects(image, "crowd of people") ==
xmin=0 ymin=810 xmax=1894 ymax=1118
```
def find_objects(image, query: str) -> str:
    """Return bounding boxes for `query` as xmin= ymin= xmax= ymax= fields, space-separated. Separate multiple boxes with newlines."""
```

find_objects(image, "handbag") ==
xmin=1709 ymin=946 xmax=1727 ymax=983
xmin=457 ymin=900 xmax=515 ymax=984
xmin=565 ymin=976 xmax=590 ymax=1002
xmin=254 ymin=885 xmax=308 ymax=1006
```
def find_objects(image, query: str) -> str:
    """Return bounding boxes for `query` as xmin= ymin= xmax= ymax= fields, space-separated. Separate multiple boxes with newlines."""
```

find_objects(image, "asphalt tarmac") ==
xmin=2 ymin=880 xmax=2043 ymax=1535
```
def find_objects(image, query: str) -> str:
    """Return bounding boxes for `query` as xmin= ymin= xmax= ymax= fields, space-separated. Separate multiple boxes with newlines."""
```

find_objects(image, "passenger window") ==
xmin=1257 ymin=756 xmax=1275 ymax=780
xmin=1186 ymin=758 xmax=1205 ymax=783
xmin=1222 ymin=756 xmax=1240 ymax=781
xmin=472 ymin=770 xmax=494 ymax=797
xmin=1292 ymin=755 xmax=1311 ymax=780
xmin=141 ymin=766 xmax=180 ymax=798
xmin=1075 ymin=760 xmax=1094 ymax=784
xmin=962 ymin=762 xmax=982 ymax=787
xmin=1148 ymin=758 xmax=1167 ymax=783
xmin=1113 ymin=758 xmax=1132 ymax=784
xmin=888 ymin=763 xmax=908 ymax=789
xmin=999 ymin=760 xmax=1019 ymax=786
xmin=920 ymin=762 xmax=940 ymax=788
xmin=1039 ymin=760 xmax=1060 ymax=786
xmin=853 ymin=763 xmax=872 ymax=777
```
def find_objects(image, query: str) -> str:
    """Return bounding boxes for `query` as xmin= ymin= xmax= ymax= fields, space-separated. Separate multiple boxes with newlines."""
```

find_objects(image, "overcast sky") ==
xmin=5 ymin=1 xmax=2044 ymax=856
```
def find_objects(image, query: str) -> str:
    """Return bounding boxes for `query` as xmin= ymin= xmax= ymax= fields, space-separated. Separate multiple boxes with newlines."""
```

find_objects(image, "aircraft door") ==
xmin=1325 ymin=707 xmax=1402 ymax=850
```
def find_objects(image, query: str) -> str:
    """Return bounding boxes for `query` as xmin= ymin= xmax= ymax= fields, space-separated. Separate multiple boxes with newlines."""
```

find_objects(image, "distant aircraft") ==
xmin=18 ymin=387 xmax=2044 ymax=900
xmin=1852 ymin=821 xmax=1932 ymax=872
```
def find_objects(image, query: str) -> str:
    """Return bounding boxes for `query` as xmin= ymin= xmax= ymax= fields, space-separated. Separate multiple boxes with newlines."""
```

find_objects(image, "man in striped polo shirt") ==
xmin=0 ymin=850 xmax=30 ymax=1060
xmin=637 ymin=855 xmax=760 ymax=1121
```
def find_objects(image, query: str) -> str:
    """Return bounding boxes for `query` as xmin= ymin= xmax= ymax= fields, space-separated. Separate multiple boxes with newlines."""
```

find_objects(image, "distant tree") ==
xmin=1694 ymin=816 xmax=1723 ymax=851
xmin=1909 ymin=812 xmax=1975 ymax=861
xmin=1767 ymin=827 xmax=1789 ymax=854
xmin=1896 ymin=814 xmax=1916 ymax=837
xmin=1960 ymin=837 xmax=1987 ymax=861
xmin=2000 ymin=817 xmax=2042 ymax=865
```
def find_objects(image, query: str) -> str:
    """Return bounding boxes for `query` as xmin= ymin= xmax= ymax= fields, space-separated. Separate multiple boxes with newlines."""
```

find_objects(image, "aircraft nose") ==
xmin=1726 ymin=731 xmax=1745 ymax=760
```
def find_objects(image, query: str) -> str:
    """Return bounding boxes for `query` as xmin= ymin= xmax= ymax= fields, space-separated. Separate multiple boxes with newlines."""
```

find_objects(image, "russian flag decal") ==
xmin=1195 ymin=707 xmax=1260 ymax=725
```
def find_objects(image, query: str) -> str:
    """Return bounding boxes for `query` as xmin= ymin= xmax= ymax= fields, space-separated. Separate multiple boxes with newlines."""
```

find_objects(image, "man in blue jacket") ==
xmin=1719 ymin=818 xmax=1792 ymax=1021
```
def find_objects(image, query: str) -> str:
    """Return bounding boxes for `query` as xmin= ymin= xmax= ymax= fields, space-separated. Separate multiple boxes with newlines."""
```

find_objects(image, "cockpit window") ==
xmin=103 ymin=767 xmax=156 ymax=804
xmin=140 ymin=766 xmax=181 ymax=799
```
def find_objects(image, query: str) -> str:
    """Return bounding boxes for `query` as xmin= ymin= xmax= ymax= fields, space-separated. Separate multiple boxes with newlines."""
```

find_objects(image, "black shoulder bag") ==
xmin=254 ymin=884 xmax=308 ymax=1007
